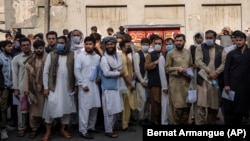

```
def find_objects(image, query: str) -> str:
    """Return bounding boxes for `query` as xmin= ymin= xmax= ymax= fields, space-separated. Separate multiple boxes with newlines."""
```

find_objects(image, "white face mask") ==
xmin=154 ymin=45 xmax=162 ymax=51
xmin=141 ymin=45 xmax=149 ymax=52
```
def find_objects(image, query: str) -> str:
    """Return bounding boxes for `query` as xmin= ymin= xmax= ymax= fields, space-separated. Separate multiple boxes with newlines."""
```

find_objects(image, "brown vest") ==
xmin=48 ymin=51 xmax=75 ymax=92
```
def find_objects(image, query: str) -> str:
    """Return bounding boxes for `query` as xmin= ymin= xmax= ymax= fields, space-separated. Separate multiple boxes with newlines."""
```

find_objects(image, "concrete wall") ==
xmin=0 ymin=0 xmax=5 ymax=40
xmin=3 ymin=0 xmax=250 ymax=46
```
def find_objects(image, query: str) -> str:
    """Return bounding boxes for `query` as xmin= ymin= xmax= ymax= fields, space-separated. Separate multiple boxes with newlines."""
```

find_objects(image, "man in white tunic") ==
xmin=133 ymin=38 xmax=150 ymax=125
xmin=42 ymin=36 xmax=77 ymax=141
xmin=74 ymin=36 xmax=101 ymax=139
xmin=100 ymin=36 xmax=124 ymax=138
xmin=12 ymin=38 xmax=32 ymax=137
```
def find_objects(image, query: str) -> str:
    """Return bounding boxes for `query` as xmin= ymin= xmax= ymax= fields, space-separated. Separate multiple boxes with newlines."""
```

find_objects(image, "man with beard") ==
xmin=100 ymin=36 xmax=124 ymax=138
xmin=0 ymin=41 xmax=13 ymax=140
xmin=166 ymin=34 xmax=193 ymax=125
xmin=119 ymin=39 xmax=136 ymax=132
xmin=45 ymin=31 xmax=57 ymax=54
xmin=12 ymin=38 xmax=32 ymax=137
xmin=223 ymin=31 xmax=250 ymax=124
xmin=195 ymin=30 xmax=226 ymax=125
xmin=145 ymin=36 xmax=163 ymax=124
xmin=74 ymin=36 xmax=101 ymax=139
xmin=23 ymin=40 xmax=47 ymax=139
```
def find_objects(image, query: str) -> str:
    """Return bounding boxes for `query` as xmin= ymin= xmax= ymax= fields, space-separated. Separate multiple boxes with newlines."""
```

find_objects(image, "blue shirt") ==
xmin=0 ymin=52 xmax=12 ymax=87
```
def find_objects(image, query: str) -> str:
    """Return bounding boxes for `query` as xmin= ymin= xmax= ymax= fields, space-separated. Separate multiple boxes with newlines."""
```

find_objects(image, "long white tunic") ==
xmin=100 ymin=56 xmax=123 ymax=116
xmin=43 ymin=54 xmax=76 ymax=119
xmin=159 ymin=55 xmax=169 ymax=125
xmin=74 ymin=51 xmax=101 ymax=109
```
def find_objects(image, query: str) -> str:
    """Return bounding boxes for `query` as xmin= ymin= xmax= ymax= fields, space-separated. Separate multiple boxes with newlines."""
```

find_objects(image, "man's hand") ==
xmin=119 ymin=70 xmax=125 ymax=76
xmin=163 ymin=89 xmax=168 ymax=94
xmin=44 ymin=89 xmax=49 ymax=97
xmin=23 ymin=91 xmax=29 ymax=96
xmin=130 ymin=85 xmax=135 ymax=91
xmin=96 ymin=78 xmax=101 ymax=84
xmin=142 ymin=82 xmax=147 ymax=88
xmin=154 ymin=60 xmax=159 ymax=65
xmin=13 ymin=89 xmax=20 ymax=96
xmin=178 ymin=66 xmax=186 ymax=73
xmin=224 ymin=86 xmax=230 ymax=94
xmin=208 ymin=71 xmax=218 ymax=79
xmin=83 ymin=86 xmax=89 ymax=92
xmin=74 ymin=86 xmax=78 ymax=95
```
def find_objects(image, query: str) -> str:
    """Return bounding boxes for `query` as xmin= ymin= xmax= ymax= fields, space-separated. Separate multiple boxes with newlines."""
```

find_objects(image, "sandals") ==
xmin=41 ymin=135 xmax=50 ymax=141
xmin=61 ymin=130 xmax=72 ymax=139
xmin=29 ymin=130 xmax=39 ymax=139
xmin=17 ymin=130 xmax=25 ymax=137
xmin=105 ymin=132 xmax=118 ymax=138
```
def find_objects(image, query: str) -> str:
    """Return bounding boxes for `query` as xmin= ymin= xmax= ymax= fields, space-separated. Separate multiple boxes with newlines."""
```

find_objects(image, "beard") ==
xmin=176 ymin=45 xmax=184 ymax=50
xmin=35 ymin=51 xmax=44 ymax=57
xmin=106 ymin=47 xmax=116 ymax=55
xmin=85 ymin=49 xmax=94 ymax=54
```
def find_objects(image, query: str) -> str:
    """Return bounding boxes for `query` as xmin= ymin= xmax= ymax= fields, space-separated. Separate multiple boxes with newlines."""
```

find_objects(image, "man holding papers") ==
xmin=223 ymin=31 xmax=250 ymax=125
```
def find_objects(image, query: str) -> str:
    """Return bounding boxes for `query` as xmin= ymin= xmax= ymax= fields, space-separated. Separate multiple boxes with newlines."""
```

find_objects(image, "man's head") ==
xmin=14 ymin=33 xmax=26 ymax=48
xmin=107 ymin=27 xmax=114 ymax=36
xmin=116 ymin=34 xmax=124 ymax=43
xmin=84 ymin=36 xmax=96 ymax=54
xmin=103 ymin=36 xmax=117 ymax=55
xmin=46 ymin=31 xmax=58 ymax=47
xmin=119 ymin=39 xmax=132 ymax=54
xmin=63 ymin=29 xmax=69 ymax=36
xmin=165 ymin=38 xmax=174 ymax=52
xmin=119 ymin=26 xmax=125 ymax=32
xmin=5 ymin=33 xmax=12 ymax=41
xmin=20 ymin=37 xmax=31 ymax=54
xmin=33 ymin=40 xmax=45 ymax=57
xmin=91 ymin=26 xmax=97 ymax=34
xmin=1 ymin=41 xmax=13 ymax=55
xmin=234 ymin=31 xmax=247 ymax=49
xmin=153 ymin=37 xmax=163 ymax=52
xmin=71 ymin=29 xmax=83 ymax=44
xmin=56 ymin=36 xmax=67 ymax=52
xmin=194 ymin=33 xmax=204 ymax=44
xmin=90 ymin=33 xmax=102 ymax=43
xmin=231 ymin=30 xmax=241 ymax=45
xmin=33 ymin=33 xmax=44 ymax=41
xmin=141 ymin=38 xmax=150 ymax=53
xmin=174 ymin=34 xmax=186 ymax=51
xmin=149 ymin=34 xmax=160 ymax=47
xmin=205 ymin=30 xmax=217 ymax=47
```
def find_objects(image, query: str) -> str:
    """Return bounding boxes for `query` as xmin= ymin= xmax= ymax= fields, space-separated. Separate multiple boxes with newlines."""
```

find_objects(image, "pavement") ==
xmin=4 ymin=108 xmax=248 ymax=141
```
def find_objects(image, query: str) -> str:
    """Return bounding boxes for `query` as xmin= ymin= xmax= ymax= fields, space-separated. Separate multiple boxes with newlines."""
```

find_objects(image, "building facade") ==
xmin=2 ymin=0 xmax=250 ymax=46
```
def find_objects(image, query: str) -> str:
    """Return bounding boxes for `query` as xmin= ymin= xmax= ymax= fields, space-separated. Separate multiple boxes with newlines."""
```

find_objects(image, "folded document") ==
xmin=222 ymin=90 xmax=235 ymax=101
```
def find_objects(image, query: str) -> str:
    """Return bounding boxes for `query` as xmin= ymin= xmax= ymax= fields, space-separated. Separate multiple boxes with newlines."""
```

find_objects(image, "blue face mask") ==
xmin=15 ymin=41 xmax=20 ymax=48
xmin=56 ymin=43 xmax=65 ymax=52
xmin=166 ymin=45 xmax=174 ymax=52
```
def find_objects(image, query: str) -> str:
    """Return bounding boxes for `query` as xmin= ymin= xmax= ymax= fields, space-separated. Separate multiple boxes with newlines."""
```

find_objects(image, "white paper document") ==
xmin=222 ymin=90 xmax=235 ymax=101
xmin=186 ymin=68 xmax=194 ymax=78
xmin=198 ymin=69 xmax=212 ymax=84
xmin=12 ymin=95 xmax=20 ymax=105
xmin=224 ymin=45 xmax=236 ymax=53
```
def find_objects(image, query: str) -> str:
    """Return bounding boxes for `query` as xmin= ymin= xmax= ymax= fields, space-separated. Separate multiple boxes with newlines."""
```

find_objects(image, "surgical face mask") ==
xmin=72 ymin=36 xmax=80 ymax=44
xmin=205 ymin=39 xmax=214 ymax=47
xmin=56 ymin=43 xmax=65 ymax=52
xmin=166 ymin=45 xmax=174 ymax=52
xmin=15 ymin=41 xmax=20 ymax=48
xmin=141 ymin=45 xmax=149 ymax=52
xmin=154 ymin=45 xmax=162 ymax=51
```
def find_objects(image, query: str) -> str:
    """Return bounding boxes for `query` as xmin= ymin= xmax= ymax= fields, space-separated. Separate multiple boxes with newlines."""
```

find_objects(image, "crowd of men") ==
xmin=0 ymin=26 xmax=250 ymax=140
